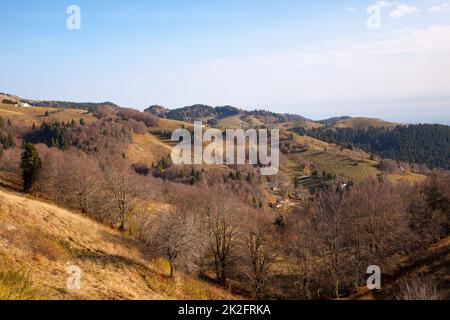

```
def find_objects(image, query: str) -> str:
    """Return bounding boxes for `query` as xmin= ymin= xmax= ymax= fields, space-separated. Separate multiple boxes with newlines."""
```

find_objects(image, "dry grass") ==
xmin=279 ymin=119 xmax=324 ymax=130
xmin=386 ymin=172 xmax=428 ymax=184
xmin=290 ymin=132 xmax=330 ymax=150
xmin=0 ymin=267 xmax=40 ymax=300
xmin=287 ymin=150 xmax=380 ymax=182
xmin=0 ymin=103 xmax=94 ymax=127
xmin=329 ymin=117 xmax=399 ymax=130
xmin=155 ymin=118 xmax=193 ymax=131
xmin=126 ymin=133 xmax=172 ymax=166
xmin=217 ymin=115 xmax=247 ymax=129
xmin=0 ymin=188 xmax=236 ymax=300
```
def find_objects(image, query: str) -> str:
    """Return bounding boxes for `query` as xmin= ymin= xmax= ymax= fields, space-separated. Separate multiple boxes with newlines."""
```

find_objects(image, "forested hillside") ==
xmin=1 ymin=95 xmax=449 ymax=300
xmin=292 ymin=125 xmax=450 ymax=169
xmin=145 ymin=104 xmax=309 ymax=124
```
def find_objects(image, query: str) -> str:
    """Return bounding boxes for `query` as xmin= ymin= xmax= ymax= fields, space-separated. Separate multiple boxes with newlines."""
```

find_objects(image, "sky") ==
xmin=1 ymin=0 xmax=449 ymax=124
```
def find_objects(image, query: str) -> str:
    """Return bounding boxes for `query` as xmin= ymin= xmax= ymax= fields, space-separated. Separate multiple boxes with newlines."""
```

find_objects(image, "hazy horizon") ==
xmin=1 ymin=1 xmax=449 ymax=124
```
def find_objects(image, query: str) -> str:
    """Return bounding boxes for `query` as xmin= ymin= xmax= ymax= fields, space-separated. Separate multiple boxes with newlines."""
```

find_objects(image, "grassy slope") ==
xmin=0 ymin=188 xmax=235 ymax=300
xmin=126 ymin=133 xmax=172 ymax=166
xmin=284 ymin=132 xmax=427 ymax=183
xmin=218 ymin=115 xmax=247 ymax=129
xmin=0 ymin=103 xmax=95 ymax=127
xmin=279 ymin=119 xmax=324 ymax=130
xmin=329 ymin=117 xmax=399 ymax=130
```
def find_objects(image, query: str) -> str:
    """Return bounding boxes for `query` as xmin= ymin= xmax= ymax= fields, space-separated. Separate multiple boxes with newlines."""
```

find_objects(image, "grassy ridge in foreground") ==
xmin=0 ymin=188 xmax=235 ymax=300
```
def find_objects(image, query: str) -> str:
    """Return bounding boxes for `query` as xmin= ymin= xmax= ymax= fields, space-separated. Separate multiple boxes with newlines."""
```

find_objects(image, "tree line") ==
xmin=292 ymin=124 xmax=450 ymax=170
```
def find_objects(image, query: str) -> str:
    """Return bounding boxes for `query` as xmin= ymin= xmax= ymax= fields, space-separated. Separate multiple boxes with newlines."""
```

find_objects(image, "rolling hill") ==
xmin=144 ymin=104 xmax=400 ymax=132
xmin=0 ymin=101 xmax=95 ymax=127
xmin=324 ymin=117 xmax=399 ymax=130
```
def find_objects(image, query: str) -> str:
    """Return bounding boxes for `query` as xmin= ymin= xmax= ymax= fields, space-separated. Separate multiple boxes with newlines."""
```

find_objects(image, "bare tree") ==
xmin=69 ymin=155 xmax=104 ymax=214
xmin=291 ymin=202 xmax=323 ymax=299
xmin=104 ymin=164 xmax=140 ymax=231
xmin=396 ymin=277 xmax=441 ymax=300
xmin=313 ymin=189 xmax=348 ymax=299
xmin=205 ymin=189 xmax=240 ymax=285
xmin=152 ymin=206 xmax=197 ymax=277
xmin=128 ymin=205 xmax=154 ymax=240
xmin=242 ymin=217 xmax=277 ymax=298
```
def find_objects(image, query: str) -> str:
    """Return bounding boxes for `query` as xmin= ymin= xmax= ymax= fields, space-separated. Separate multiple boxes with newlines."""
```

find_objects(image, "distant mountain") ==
xmin=328 ymin=117 xmax=399 ymax=130
xmin=5 ymin=92 xmax=401 ymax=131
xmin=145 ymin=104 xmax=239 ymax=122
xmin=144 ymin=104 xmax=311 ymax=127
xmin=146 ymin=105 xmax=170 ymax=118
xmin=319 ymin=116 xmax=352 ymax=126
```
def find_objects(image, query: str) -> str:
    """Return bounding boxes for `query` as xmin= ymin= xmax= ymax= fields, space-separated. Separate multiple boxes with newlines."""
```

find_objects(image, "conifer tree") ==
xmin=20 ymin=143 xmax=41 ymax=193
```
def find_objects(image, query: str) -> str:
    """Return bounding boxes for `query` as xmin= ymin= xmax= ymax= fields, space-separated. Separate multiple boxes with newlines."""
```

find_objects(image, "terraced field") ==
xmin=296 ymin=176 xmax=328 ymax=193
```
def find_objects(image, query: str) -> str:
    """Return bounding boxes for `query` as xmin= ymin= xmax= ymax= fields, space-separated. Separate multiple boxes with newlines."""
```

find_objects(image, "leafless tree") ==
xmin=395 ymin=276 xmax=441 ymax=300
xmin=152 ymin=206 xmax=197 ymax=277
xmin=313 ymin=189 xmax=348 ymax=299
xmin=69 ymin=155 xmax=104 ymax=214
xmin=205 ymin=189 xmax=240 ymax=285
xmin=104 ymin=164 xmax=140 ymax=231
xmin=379 ymin=159 xmax=400 ymax=174
xmin=242 ymin=216 xmax=278 ymax=298
xmin=291 ymin=202 xmax=323 ymax=299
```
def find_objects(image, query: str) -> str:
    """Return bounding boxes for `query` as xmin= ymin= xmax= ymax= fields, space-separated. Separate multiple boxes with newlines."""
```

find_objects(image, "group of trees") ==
xmin=144 ymin=172 xmax=449 ymax=299
xmin=0 ymin=108 xmax=160 ymax=229
xmin=293 ymin=124 xmax=450 ymax=170
xmin=143 ymin=185 xmax=279 ymax=297
xmin=25 ymin=120 xmax=133 ymax=155
xmin=287 ymin=175 xmax=449 ymax=299
xmin=148 ymin=104 xmax=243 ymax=122
xmin=0 ymin=116 xmax=15 ymax=152
xmin=32 ymin=145 xmax=156 ymax=229
xmin=1 ymin=105 xmax=448 ymax=300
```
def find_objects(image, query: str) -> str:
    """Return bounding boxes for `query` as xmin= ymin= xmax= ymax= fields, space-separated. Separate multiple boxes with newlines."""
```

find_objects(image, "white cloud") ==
xmin=390 ymin=4 xmax=419 ymax=18
xmin=429 ymin=3 xmax=450 ymax=12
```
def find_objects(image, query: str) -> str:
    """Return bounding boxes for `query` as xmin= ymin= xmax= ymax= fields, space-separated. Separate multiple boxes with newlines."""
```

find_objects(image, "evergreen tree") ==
xmin=292 ymin=124 xmax=450 ymax=169
xmin=274 ymin=215 xmax=286 ymax=228
xmin=20 ymin=143 xmax=42 ymax=193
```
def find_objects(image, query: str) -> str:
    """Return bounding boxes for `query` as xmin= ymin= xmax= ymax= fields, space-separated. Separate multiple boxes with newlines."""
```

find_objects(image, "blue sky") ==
xmin=1 ymin=0 xmax=449 ymax=123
